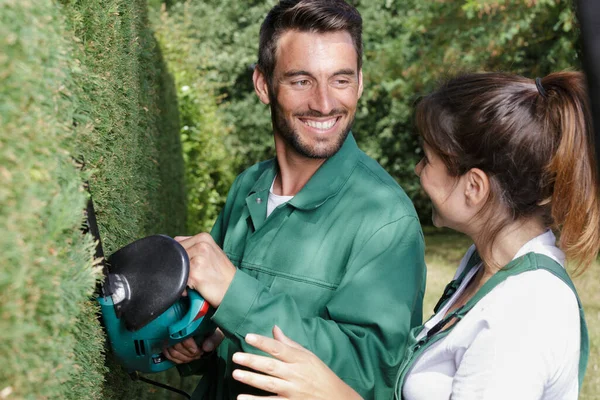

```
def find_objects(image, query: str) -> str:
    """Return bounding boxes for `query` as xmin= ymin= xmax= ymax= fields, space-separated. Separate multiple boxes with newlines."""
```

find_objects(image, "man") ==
xmin=164 ymin=1 xmax=426 ymax=399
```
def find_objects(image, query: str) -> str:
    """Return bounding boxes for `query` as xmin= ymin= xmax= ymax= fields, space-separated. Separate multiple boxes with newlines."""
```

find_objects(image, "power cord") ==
xmin=129 ymin=372 xmax=191 ymax=399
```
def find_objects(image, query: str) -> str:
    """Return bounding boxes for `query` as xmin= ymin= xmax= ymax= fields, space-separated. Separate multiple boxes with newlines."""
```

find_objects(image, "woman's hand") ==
xmin=232 ymin=326 xmax=363 ymax=400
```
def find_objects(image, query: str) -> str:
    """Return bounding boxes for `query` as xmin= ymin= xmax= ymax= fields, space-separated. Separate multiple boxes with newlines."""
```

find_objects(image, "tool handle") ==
xmin=168 ymin=290 xmax=210 ymax=339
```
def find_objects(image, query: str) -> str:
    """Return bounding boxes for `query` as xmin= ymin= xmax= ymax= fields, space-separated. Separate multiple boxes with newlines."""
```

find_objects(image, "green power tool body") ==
xmin=97 ymin=234 xmax=216 ymax=374
xmin=86 ymin=198 xmax=215 ymax=375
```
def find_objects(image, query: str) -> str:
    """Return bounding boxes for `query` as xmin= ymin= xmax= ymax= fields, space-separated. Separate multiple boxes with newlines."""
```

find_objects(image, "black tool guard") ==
xmin=107 ymin=235 xmax=189 ymax=331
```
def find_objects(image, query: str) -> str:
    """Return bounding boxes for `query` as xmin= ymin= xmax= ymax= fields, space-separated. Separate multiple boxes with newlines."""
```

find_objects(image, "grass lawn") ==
xmin=423 ymin=228 xmax=599 ymax=399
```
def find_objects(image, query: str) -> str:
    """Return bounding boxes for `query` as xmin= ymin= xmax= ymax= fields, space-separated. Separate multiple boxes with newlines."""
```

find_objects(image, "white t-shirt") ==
xmin=403 ymin=230 xmax=581 ymax=400
xmin=266 ymin=177 xmax=293 ymax=218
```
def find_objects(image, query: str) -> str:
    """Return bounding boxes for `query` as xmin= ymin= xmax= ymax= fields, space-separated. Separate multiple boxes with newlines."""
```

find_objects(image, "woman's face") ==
xmin=414 ymin=145 xmax=469 ymax=230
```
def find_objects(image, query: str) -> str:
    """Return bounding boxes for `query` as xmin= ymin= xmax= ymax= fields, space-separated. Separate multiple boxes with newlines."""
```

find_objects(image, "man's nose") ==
xmin=309 ymin=84 xmax=335 ymax=115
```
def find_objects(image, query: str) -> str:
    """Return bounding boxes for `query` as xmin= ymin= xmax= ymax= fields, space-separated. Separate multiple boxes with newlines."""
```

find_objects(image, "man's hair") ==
xmin=257 ymin=0 xmax=363 ymax=86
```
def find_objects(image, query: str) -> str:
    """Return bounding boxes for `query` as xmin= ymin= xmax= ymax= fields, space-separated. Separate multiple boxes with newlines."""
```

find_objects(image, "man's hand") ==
xmin=163 ymin=328 xmax=225 ymax=364
xmin=174 ymin=233 xmax=237 ymax=308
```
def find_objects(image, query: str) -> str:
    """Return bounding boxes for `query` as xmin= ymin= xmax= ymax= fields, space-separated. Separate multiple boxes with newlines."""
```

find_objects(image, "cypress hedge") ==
xmin=1 ymin=0 xmax=189 ymax=398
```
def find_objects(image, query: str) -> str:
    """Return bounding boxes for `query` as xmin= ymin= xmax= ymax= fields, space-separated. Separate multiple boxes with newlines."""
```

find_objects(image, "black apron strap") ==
xmin=433 ymin=249 xmax=481 ymax=314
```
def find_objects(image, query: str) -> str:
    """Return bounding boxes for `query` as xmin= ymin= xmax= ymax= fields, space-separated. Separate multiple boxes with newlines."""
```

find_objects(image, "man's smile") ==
xmin=299 ymin=117 xmax=340 ymax=131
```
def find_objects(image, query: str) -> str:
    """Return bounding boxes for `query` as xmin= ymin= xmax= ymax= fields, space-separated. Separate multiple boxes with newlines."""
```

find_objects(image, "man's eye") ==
xmin=293 ymin=80 xmax=310 ymax=87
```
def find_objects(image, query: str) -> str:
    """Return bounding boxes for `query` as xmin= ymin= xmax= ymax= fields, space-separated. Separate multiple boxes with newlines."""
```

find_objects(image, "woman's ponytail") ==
xmin=542 ymin=72 xmax=600 ymax=273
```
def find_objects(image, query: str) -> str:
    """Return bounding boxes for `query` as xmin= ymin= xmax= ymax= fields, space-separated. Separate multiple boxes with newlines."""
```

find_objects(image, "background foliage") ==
xmin=153 ymin=3 xmax=237 ymax=233
xmin=154 ymin=0 xmax=580 ymax=220
xmin=356 ymin=0 xmax=580 ymax=216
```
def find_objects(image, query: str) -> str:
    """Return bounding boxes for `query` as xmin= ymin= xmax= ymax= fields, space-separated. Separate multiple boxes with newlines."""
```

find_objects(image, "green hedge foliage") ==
xmin=1 ymin=0 xmax=187 ymax=398
xmin=0 ymin=2 xmax=102 ymax=398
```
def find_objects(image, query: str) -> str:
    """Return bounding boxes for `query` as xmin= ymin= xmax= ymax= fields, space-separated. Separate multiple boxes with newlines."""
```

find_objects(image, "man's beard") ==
xmin=270 ymin=97 xmax=354 ymax=159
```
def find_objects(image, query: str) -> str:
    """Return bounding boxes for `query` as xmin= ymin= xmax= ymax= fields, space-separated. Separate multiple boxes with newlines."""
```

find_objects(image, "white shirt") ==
xmin=403 ymin=231 xmax=581 ymax=400
xmin=266 ymin=177 xmax=293 ymax=218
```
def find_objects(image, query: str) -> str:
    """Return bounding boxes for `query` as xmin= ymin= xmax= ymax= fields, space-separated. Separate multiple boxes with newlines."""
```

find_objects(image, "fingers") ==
xmin=232 ymin=368 xmax=289 ymax=397
xmin=163 ymin=346 xmax=197 ymax=364
xmin=162 ymin=330 xmax=224 ymax=365
xmin=244 ymin=334 xmax=299 ymax=363
xmin=176 ymin=232 xmax=215 ymax=251
xmin=181 ymin=337 xmax=200 ymax=355
xmin=163 ymin=338 xmax=202 ymax=364
xmin=203 ymin=328 xmax=225 ymax=352
xmin=174 ymin=236 xmax=191 ymax=242
xmin=272 ymin=326 xmax=303 ymax=350
xmin=238 ymin=395 xmax=287 ymax=400
xmin=232 ymin=352 xmax=286 ymax=380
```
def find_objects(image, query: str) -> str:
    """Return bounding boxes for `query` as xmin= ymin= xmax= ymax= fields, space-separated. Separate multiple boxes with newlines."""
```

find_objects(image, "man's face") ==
xmin=259 ymin=30 xmax=363 ymax=159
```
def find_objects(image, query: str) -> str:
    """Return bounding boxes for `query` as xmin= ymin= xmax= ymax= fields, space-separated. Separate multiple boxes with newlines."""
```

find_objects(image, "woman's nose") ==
xmin=414 ymin=158 xmax=424 ymax=177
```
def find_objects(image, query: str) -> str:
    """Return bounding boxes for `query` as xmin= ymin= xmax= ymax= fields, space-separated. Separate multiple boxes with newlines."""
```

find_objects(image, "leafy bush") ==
xmin=356 ymin=0 xmax=580 ymax=219
xmin=152 ymin=0 xmax=580 ymax=222
xmin=154 ymin=3 xmax=237 ymax=233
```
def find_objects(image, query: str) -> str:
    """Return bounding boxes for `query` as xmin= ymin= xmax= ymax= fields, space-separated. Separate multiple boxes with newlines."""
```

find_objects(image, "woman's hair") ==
xmin=416 ymin=71 xmax=599 ymax=273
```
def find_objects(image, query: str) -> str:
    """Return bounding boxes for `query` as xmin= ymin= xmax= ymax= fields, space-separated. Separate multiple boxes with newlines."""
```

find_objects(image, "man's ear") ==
xmin=464 ymin=168 xmax=490 ymax=208
xmin=253 ymin=67 xmax=271 ymax=105
xmin=357 ymin=69 xmax=364 ymax=100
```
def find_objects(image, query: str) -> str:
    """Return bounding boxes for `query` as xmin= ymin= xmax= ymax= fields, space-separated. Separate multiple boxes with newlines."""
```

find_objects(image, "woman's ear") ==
xmin=464 ymin=168 xmax=490 ymax=208
xmin=253 ymin=67 xmax=271 ymax=105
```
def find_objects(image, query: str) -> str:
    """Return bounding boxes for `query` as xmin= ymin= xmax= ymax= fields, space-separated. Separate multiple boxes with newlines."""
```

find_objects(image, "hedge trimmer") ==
xmin=83 ymin=192 xmax=215 ymax=398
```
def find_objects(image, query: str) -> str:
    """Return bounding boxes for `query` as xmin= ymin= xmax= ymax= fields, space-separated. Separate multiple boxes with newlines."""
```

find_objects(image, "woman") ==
xmin=229 ymin=71 xmax=599 ymax=399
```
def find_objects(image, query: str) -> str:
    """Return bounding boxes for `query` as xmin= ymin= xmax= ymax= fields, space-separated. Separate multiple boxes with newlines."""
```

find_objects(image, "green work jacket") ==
xmin=181 ymin=134 xmax=426 ymax=400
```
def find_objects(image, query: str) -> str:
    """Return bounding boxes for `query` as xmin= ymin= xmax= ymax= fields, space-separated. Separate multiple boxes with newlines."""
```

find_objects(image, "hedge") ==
xmin=1 ymin=0 xmax=188 ymax=398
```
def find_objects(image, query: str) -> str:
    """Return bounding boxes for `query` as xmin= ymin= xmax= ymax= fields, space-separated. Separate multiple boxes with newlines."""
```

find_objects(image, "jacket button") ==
xmin=256 ymin=198 xmax=262 ymax=204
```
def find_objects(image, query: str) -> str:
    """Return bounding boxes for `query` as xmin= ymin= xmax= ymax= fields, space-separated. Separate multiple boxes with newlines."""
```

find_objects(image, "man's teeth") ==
xmin=304 ymin=119 xmax=336 ymax=130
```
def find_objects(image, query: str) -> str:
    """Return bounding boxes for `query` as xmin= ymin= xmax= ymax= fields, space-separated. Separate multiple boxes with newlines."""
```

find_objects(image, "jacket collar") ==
xmin=247 ymin=133 xmax=361 ymax=211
